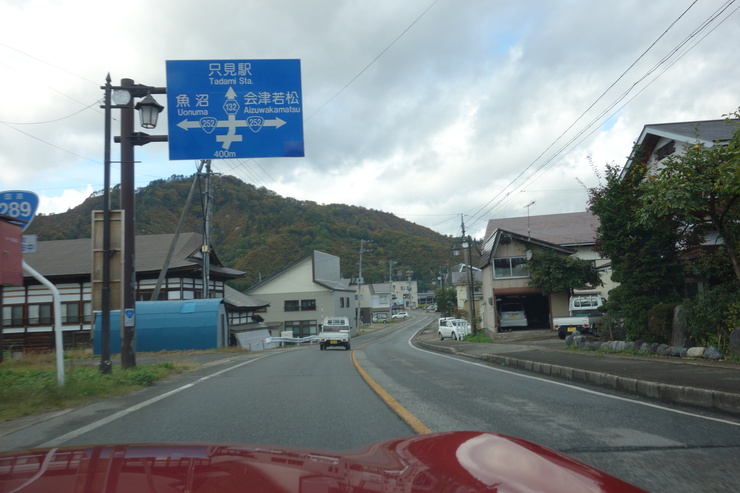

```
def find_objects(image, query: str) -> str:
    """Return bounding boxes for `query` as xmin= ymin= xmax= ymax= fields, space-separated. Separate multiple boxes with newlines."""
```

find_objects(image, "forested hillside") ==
xmin=27 ymin=174 xmax=462 ymax=291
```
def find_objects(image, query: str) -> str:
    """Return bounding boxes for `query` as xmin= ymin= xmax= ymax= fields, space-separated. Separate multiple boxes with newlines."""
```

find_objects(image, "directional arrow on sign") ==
xmin=177 ymin=116 xmax=286 ymax=131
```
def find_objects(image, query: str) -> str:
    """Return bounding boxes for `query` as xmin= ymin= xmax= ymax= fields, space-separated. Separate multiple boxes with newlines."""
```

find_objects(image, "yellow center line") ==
xmin=350 ymin=328 xmax=432 ymax=435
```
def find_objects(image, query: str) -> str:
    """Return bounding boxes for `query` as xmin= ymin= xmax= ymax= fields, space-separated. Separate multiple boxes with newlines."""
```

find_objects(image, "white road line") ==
xmin=408 ymin=330 xmax=740 ymax=427
xmin=39 ymin=355 xmax=271 ymax=448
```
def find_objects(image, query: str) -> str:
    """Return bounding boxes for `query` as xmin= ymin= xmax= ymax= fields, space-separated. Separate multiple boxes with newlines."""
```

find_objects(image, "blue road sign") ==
xmin=166 ymin=59 xmax=304 ymax=160
xmin=0 ymin=190 xmax=39 ymax=231
xmin=124 ymin=308 xmax=135 ymax=327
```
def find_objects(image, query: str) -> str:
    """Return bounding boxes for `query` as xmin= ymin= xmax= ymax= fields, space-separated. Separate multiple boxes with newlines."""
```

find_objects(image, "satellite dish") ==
xmin=526 ymin=250 xmax=533 ymax=260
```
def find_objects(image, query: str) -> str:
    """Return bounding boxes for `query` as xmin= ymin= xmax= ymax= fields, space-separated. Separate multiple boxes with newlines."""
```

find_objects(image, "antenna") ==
xmin=525 ymin=201 xmax=535 ymax=240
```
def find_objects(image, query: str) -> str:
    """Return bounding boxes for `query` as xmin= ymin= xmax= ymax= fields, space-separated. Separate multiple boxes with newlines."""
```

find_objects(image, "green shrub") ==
xmin=595 ymin=314 xmax=625 ymax=341
xmin=680 ymin=282 xmax=740 ymax=352
xmin=646 ymin=302 xmax=680 ymax=343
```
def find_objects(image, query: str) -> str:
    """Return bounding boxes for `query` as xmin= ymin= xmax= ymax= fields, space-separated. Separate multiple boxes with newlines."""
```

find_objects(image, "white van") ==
xmin=437 ymin=318 xmax=470 ymax=340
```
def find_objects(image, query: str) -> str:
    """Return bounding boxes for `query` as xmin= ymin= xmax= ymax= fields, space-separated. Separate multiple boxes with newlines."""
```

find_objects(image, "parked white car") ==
xmin=437 ymin=318 xmax=470 ymax=340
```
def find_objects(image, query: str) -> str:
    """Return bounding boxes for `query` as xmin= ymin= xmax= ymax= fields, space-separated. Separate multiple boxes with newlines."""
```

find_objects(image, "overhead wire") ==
xmin=0 ymin=99 xmax=101 ymax=125
xmin=1 ymin=0 xmax=735 ymax=237
xmin=463 ymin=0 xmax=738 ymax=236
xmin=212 ymin=1 xmax=442 ymax=191
xmin=304 ymin=0 xmax=441 ymax=124
xmin=464 ymin=0 xmax=705 ymax=230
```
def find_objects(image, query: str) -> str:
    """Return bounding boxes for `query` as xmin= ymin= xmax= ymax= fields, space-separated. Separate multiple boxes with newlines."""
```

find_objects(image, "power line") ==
xmin=465 ymin=0 xmax=706 ymax=229
xmin=304 ymin=0 xmax=440 ymax=123
xmin=0 ymin=99 xmax=101 ymax=125
xmin=464 ymin=0 xmax=738 ymax=235
xmin=0 ymin=120 xmax=101 ymax=164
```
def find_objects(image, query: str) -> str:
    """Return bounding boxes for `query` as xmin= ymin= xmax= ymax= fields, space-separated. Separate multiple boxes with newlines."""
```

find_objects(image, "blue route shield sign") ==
xmin=165 ymin=59 xmax=304 ymax=160
xmin=0 ymin=190 xmax=39 ymax=231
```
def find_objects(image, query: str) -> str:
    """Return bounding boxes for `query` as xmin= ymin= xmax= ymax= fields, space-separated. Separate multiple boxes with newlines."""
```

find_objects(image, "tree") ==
xmin=636 ymin=117 xmax=740 ymax=282
xmin=587 ymin=161 xmax=684 ymax=340
xmin=434 ymin=287 xmax=457 ymax=317
xmin=526 ymin=249 xmax=602 ymax=295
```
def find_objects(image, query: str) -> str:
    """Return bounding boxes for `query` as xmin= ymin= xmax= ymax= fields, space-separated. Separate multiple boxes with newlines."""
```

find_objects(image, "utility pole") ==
xmin=357 ymin=239 xmax=371 ymax=329
xmin=150 ymin=160 xmax=207 ymax=301
xmin=119 ymin=77 xmax=137 ymax=370
xmin=461 ymin=215 xmax=477 ymax=335
xmin=202 ymin=160 xmax=213 ymax=298
xmin=100 ymin=74 xmax=113 ymax=374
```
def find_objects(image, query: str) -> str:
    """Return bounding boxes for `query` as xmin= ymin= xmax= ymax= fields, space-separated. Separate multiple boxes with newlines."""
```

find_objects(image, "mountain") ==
xmin=26 ymin=174 xmax=463 ymax=292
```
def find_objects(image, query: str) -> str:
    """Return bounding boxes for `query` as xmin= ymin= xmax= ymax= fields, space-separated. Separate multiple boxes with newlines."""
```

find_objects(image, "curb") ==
xmin=416 ymin=339 xmax=740 ymax=416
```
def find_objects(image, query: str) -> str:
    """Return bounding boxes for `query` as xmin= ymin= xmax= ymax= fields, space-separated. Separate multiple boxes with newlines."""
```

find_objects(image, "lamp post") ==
xmin=102 ymin=77 xmax=166 ymax=371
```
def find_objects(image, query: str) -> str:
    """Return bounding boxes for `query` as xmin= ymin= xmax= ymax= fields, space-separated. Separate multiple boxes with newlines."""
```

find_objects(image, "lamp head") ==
xmin=135 ymin=94 xmax=164 ymax=129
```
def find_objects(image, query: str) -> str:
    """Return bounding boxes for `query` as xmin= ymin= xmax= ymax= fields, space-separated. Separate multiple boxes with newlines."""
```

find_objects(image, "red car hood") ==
xmin=0 ymin=431 xmax=646 ymax=492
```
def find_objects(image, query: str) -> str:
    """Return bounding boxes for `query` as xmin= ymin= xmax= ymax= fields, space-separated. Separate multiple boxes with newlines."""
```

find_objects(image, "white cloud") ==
xmin=38 ymin=185 xmax=95 ymax=215
xmin=1 ymin=0 xmax=738 ymax=237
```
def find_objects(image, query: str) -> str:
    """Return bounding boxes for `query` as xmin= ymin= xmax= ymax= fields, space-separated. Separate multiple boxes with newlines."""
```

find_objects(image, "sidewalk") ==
xmin=413 ymin=328 xmax=740 ymax=416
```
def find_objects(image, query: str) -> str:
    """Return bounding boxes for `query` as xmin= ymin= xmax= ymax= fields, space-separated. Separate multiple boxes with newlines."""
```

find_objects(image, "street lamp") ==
xmin=135 ymin=94 xmax=165 ymax=129
xmin=101 ymin=76 xmax=167 ymax=371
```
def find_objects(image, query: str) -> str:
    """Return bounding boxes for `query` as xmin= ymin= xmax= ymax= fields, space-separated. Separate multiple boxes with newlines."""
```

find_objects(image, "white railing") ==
xmin=266 ymin=335 xmax=320 ymax=347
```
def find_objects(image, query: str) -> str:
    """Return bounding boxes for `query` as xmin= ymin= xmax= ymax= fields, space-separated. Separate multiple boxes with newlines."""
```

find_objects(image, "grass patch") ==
xmin=0 ymin=355 xmax=187 ymax=423
xmin=464 ymin=332 xmax=494 ymax=343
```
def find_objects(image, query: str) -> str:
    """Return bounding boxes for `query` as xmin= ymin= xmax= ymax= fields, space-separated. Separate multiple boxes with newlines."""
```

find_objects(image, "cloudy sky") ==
xmin=1 ymin=0 xmax=738 ymax=238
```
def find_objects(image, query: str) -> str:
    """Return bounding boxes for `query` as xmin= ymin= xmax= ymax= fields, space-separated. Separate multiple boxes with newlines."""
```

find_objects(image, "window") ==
xmin=340 ymin=297 xmax=345 ymax=308
xmin=28 ymin=304 xmax=52 ymax=325
xmin=572 ymin=295 xmax=601 ymax=308
xmin=138 ymin=290 xmax=166 ymax=301
xmin=493 ymin=257 xmax=529 ymax=279
xmin=655 ymin=140 xmax=675 ymax=161
xmin=300 ymin=299 xmax=316 ymax=311
xmin=284 ymin=300 xmax=300 ymax=312
xmin=3 ymin=305 xmax=24 ymax=326
xmin=62 ymin=302 xmax=81 ymax=324
xmin=285 ymin=320 xmax=318 ymax=338
xmin=83 ymin=302 xmax=92 ymax=323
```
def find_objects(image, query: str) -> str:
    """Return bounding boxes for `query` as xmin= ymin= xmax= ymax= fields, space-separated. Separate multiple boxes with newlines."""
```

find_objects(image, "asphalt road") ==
xmin=1 ymin=312 xmax=738 ymax=492
xmin=359 ymin=313 xmax=740 ymax=492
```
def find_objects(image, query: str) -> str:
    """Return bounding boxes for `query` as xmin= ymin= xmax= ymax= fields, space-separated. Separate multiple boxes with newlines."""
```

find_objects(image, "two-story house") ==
xmin=245 ymin=251 xmax=357 ymax=337
xmin=479 ymin=212 xmax=611 ymax=333
xmin=619 ymin=118 xmax=740 ymax=295
xmin=391 ymin=278 xmax=419 ymax=311
xmin=357 ymin=283 xmax=392 ymax=325
xmin=448 ymin=263 xmax=482 ymax=321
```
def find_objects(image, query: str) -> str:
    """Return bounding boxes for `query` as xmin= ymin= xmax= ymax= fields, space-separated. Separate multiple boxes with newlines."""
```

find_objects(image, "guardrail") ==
xmin=267 ymin=335 xmax=319 ymax=347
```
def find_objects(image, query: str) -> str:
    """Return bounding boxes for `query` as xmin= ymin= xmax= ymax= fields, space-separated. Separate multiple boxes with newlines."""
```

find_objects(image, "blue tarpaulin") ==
xmin=93 ymin=299 xmax=227 ymax=354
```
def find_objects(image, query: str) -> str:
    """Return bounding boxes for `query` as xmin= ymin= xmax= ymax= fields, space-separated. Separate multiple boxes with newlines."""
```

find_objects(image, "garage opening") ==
xmin=496 ymin=294 xmax=550 ymax=330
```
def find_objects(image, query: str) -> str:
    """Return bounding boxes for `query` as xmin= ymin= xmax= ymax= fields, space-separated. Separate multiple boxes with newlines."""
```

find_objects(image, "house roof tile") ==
xmin=483 ymin=211 xmax=599 ymax=247
xmin=24 ymin=232 xmax=244 ymax=280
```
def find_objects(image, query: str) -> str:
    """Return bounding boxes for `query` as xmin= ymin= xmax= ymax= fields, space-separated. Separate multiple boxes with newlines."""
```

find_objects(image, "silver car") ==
xmin=499 ymin=302 xmax=527 ymax=329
